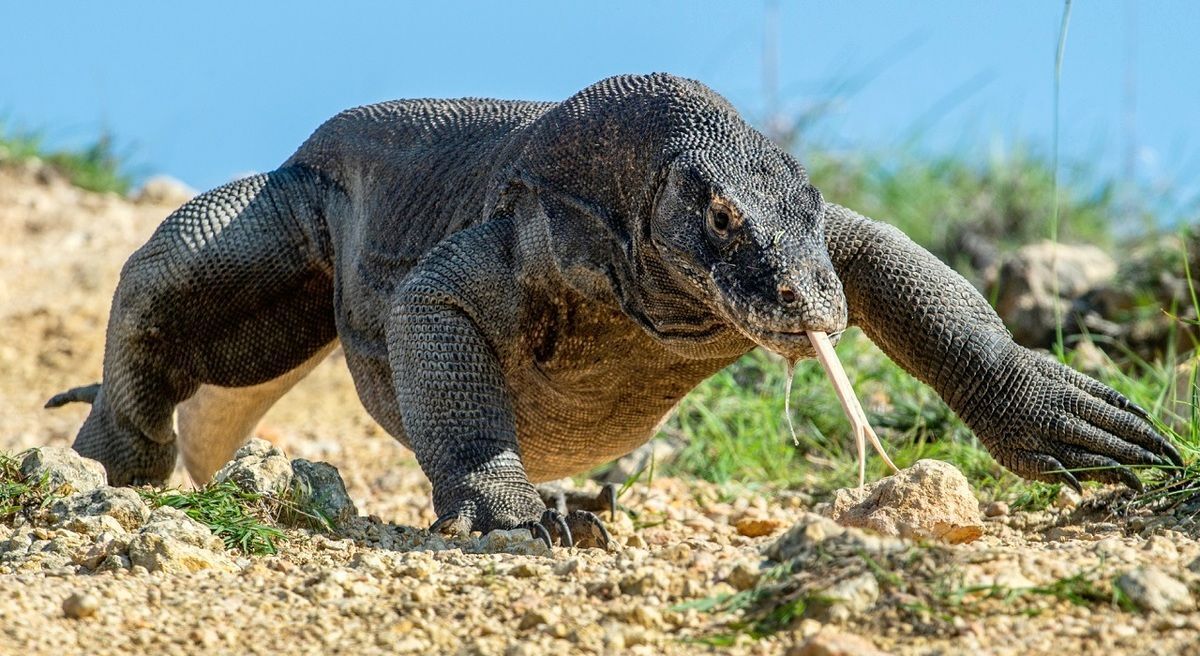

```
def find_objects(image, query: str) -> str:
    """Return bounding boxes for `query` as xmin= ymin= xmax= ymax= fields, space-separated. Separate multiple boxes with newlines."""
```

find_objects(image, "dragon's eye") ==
xmin=706 ymin=198 xmax=740 ymax=240
xmin=712 ymin=209 xmax=730 ymax=231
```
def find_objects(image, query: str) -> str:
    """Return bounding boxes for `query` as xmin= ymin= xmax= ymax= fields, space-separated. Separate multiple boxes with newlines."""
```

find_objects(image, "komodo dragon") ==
xmin=48 ymin=73 xmax=1181 ymax=548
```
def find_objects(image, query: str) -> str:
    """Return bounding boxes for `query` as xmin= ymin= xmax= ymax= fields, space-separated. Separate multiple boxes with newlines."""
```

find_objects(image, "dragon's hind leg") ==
xmin=60 ymin=166 xmax=340 ymax=486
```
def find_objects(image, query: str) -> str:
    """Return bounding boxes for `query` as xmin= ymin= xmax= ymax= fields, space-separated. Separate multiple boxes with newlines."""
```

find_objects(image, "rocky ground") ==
xmin=2 ymin=165 xmax=1199 ymax=655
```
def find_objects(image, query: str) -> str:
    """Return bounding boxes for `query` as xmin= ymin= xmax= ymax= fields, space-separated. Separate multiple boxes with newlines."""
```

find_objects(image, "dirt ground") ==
xmin=1 ymin=165 xmax=1199 ymax=655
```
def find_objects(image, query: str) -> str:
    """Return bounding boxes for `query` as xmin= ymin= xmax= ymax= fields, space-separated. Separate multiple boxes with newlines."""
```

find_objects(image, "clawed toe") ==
xmin=517 ymin=519 xmax=555 ymax=549
xmin=601 ymin=483 xmax=617 ymax=521
xmin=565 ymin=510 xmax=611 ymax=550
xmin=518 ymin=509 xmax=610 ymax=550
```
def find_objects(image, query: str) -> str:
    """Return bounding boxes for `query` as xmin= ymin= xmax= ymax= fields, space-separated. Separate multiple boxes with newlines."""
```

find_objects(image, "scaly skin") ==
xmin=55 ymin=74 xmax=1180 ymax=545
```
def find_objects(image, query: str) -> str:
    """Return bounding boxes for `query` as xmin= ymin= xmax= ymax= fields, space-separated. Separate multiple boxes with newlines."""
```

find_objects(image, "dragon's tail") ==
xmin=45 ymin=383 xmax=101 ymax=409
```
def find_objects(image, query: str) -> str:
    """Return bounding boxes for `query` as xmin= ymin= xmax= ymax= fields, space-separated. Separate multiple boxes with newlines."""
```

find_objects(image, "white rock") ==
xmin=126 ymin=506 xmax=236 ymax=574
xmin=823 ymin=459 xmax=983 ymax=544
xmin=814 ymin=571 xmax=880 ymax=621
xmin=767 ymin=513 xmax=845 ymax=561
xmin=214 ymin=438 xmax=292 ymax=495
xmin=1115 ymin=567 xmax=1194 ymax=613
xmin=127 ymin=531 xmax=236 ymax=574
xmin=62 ymin=514 xmax=127 ymax=538
xmin=77 ymin=532 xmax=129 ymax=570
xmin=45 ymin=487 xmax=149 ymax=531
xmin=62 ymin=592 xmax=100 ymax=619
xmin=140 ymin=506 xmax=223 ymax=548
xmin=19 ymin=447 xmax=106 ymax=494
xmin=132 ymin=175 xmax=195 ymax=206
xmin=994 ymin=241 xmax=1117 ymax=346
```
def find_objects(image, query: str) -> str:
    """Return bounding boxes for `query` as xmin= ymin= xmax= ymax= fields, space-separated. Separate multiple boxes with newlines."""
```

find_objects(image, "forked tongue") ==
xmin=806 ymin=330 xmax=900 ymax=487
xmin=784 ymin=358 xmax=799 ymax=446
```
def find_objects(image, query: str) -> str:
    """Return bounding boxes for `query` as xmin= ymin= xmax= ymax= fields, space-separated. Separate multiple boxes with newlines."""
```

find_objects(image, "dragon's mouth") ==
xmin=727 ymin=318 xmax=846 ymax=358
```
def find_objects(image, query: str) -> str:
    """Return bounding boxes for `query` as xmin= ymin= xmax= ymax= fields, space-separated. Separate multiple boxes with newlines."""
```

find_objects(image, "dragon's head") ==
xmin=648 ymin=145 xmax=847 ymax=359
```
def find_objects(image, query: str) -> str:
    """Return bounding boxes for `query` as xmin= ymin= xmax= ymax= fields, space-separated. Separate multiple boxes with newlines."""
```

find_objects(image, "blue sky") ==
xmin=2 ymin=1 xmax=1197 ymax=218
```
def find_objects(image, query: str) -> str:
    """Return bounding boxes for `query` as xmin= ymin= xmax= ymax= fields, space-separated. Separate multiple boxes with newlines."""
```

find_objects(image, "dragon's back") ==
xmin=287 ymin=97 xmax=553 ymax=258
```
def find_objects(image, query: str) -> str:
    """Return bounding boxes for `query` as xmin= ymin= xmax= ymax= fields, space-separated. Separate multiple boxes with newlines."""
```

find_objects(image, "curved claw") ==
xmin=1125 ymin=400 xmax=1152 ymax=422
xmin=601 ymin=483 xmax=618 ymax=522
xmin=1053 ymin=445 xmax=1146 ymax=492
xmin=542 ymin=509 xmax=573 ymax=547
xmin=1012 ymin=450 xmax=1083 ymax=493
xmin=565 ymin=510 xmax=611 ymax=550
xmin=519 ymin=520 xmax=554 ymax=549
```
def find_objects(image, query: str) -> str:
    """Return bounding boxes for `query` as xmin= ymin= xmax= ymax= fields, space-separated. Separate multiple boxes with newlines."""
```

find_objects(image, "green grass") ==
xmin=0 ymin=453 xmax=57 ymax=522
xmin=659 ymin=316 xmax=1194 ymax=507
xmin=139 ymin=482 xmax=288 ymax=555
xmin=0 ymin=119 xmax=133 ymax=195
xmin=2 ymin=449 xmax=331 ymax=556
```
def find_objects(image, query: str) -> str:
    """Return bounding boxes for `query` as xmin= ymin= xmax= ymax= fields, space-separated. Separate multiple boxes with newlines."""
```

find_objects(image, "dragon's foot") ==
xmin=432 ymin=484 xmax=612 ymax=550
xmin=517 ymin=509 xmax=610 ymax=550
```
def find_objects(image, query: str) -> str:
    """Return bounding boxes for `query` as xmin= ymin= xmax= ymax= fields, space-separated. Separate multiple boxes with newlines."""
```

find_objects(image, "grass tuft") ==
xmin=139 ymin=482 xmax=290 ymax=555
xmin=0 ymin=453 xmax=57 ymax=522
xmin=0 ymin=119 xmax=133 ymax=195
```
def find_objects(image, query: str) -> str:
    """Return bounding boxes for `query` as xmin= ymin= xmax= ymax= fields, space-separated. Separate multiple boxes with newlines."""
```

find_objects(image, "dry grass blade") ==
xmin=808 ymin=330 xmax=900 ymax=486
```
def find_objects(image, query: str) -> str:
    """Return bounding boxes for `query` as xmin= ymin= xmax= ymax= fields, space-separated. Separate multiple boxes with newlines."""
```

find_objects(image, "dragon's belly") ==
xmin=505 ymin=304 xmax=739 ymax=482
xmin=512 ymin=382 xmax=682 ymax=482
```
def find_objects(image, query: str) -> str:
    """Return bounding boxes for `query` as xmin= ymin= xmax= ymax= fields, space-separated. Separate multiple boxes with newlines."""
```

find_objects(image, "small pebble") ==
xmin=62 ymin=593 xmax=99 ymax=619
xmin=735 ymin=517 xmax=786 ymax=537
xmin=1053 ymin=487 xmax=1081 ymax=510
xmin=984 ymin=501 xmax=1009 ymax=517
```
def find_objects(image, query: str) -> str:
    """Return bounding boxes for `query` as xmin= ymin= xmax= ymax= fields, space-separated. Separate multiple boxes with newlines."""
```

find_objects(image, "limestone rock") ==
xmin=19 ymin=447 xmax=106 ymax=494
xmin=44 ymin=487 xmax=149 ymax=531
xmin=467 ymin=528 xmax=551 ymax=557
xmin=62 ymin=592 xmax=100 ymax=619
xmin=724 ymin=561 xmax=761 ymax=591
xmin=788 ymin=629 xmax=891 ymax=656
xmin=214 ymin=438 xmax=292 ymax=495
xmin=1115 ymin=566 xmax=1194 ymax=613
xmin=994 ymin=241 xmax=1116 ymax=347
xmin=127 ymin=532 xmax=237 ymax=574
xmin=77 ymin=531 xmax=129 ymax=570
xmin=810 ymin=571 xmax=880 ymax=621
xmin=139 ymin=506 xmax=223 ymax=549
xmin=767 ymin=512 xmax=903 ymax=563
xmin=289 ymin=458 xmax=358 ymax=528
xmin=823 ymin=459 xmax=982 ymax=544
xmin=132 ymin=175 xmax=195 ymax=206
xmin=767 ymin=513 xmax=846 ymax=561
xmin=61 ymin=514 xmax=127 ymax=538
xmin=127 ymin=507 xmax=235 ymax=574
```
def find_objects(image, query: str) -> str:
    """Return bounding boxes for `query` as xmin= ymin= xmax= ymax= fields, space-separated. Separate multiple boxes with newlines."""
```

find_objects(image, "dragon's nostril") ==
xmin=778 ymin=284 xmax=797 ymax=305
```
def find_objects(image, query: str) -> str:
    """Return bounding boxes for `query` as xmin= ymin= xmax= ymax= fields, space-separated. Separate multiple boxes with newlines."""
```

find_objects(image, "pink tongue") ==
xmin=805 ymin=330 xmax=900 ymax=486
